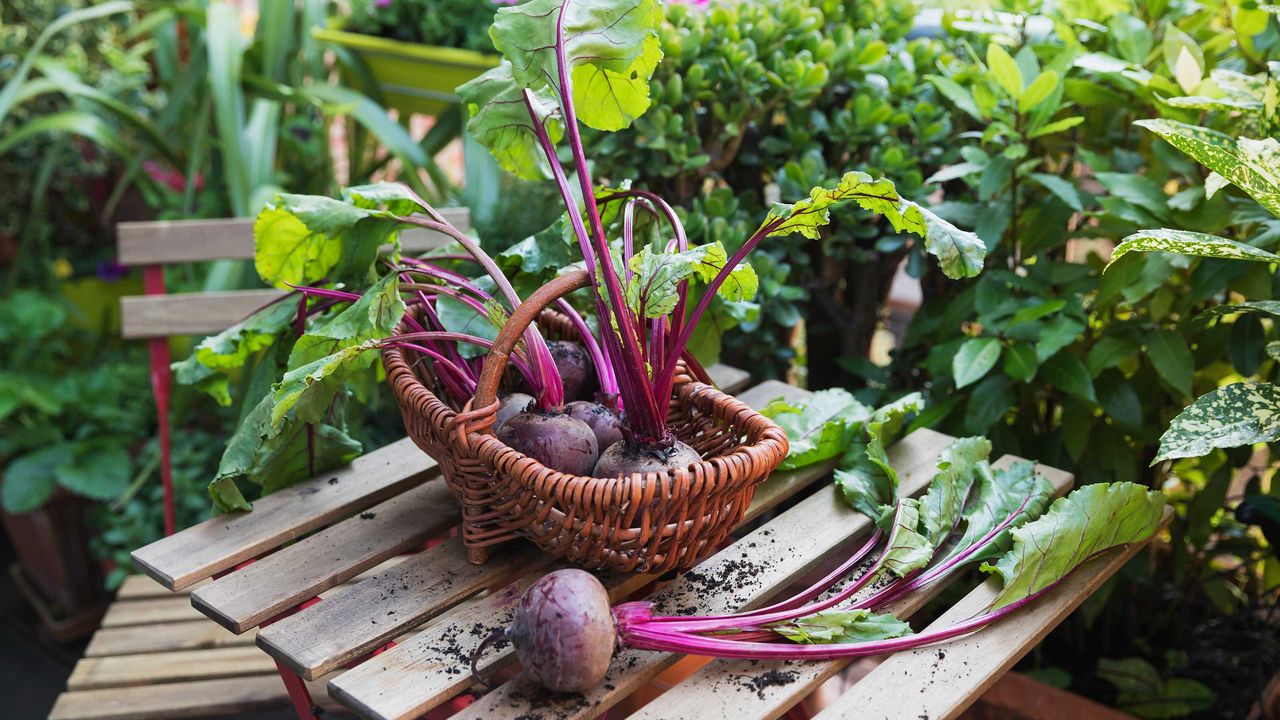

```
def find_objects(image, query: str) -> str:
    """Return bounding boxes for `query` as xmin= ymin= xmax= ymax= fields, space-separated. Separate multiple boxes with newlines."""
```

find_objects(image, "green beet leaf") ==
xmin=272 ymin=341 xmax=380 ymax=429
xmin=835 ymin=393 xmax=924 ymax=520
xmin=981 ymin=482 xmax=1167 ymax=611
xmin=625 ymin=242 xmax=758 ymax=319
xmin=254 ymin=191 xmax=409 ymax=289
xmin=172 ymin=299 xmax=299 ymax=406
xmin=1154 ymin=382 xmax=1280 ymax=463
xmin=489 ymin=0 xmax=663 ymax=131
xmin=875 ymin=498 xmax=935 ymax=579
xmin=769 ymin=609 xmax=913 ymax=644
xmin=936 ymin=461 xmax=1055 ymax=568
xmin=458 ymin=64 xmax=564 ymax=181
xmin=209 ymin=392 xmax=363 ymax=512
xmin=762 ymin=388 xmax=871 ymax=471
xmin=287 ymin=274 xmax=406 ymax=370
xmin=762 ymin=172 xmax=985 ymax=280
xmin=918 ymin=437 xmax=992 ymax=547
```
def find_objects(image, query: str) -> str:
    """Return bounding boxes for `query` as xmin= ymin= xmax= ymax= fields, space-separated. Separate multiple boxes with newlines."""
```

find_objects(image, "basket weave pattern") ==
xmin=382 ymin=272 xmax=789 ymax=573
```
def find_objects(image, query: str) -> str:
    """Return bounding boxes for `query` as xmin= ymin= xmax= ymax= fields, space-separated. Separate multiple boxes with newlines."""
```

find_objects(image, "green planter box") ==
xmin=314 ymin=28 xmax=499 ymax=116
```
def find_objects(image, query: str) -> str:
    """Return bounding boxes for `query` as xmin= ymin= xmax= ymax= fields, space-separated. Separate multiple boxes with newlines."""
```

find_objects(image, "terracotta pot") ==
xmin=0 ymin=488 xmax=107 ymax=628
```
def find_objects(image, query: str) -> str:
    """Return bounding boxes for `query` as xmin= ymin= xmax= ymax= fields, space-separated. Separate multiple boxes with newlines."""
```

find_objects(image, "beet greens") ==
xmin=492 ymin=418 xmax=1168 ymax=690
xmin=458 ymin=0 xmax=987 ymax=451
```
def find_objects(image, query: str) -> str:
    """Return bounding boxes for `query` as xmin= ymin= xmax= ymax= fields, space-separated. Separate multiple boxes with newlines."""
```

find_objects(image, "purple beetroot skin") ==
xmin=497 ymin=410 xmax=599 ymax=476
xmin=495 ymin=392 xmax=534 ymax=432
xmin=566 ymin=400 xmax=624 ymax=450
xmin=548 ymin=340 xmax=596 ymax=402
xmin=593 ymin=439 xmax=702 ymax=477
xmin=509 ymin=569 xmax=615 ymax=692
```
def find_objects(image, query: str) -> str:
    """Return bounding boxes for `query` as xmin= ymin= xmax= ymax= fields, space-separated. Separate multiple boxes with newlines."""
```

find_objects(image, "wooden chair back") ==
xmin=115 ymin=210 xmax=469 ymax=533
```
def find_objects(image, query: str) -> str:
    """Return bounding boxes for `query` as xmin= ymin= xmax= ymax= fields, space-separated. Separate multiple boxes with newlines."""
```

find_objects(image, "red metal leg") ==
xmin=276 ymin=659 xmax=321 ymax=720
xmin=143 ymin=265 xmax=176 ymax=536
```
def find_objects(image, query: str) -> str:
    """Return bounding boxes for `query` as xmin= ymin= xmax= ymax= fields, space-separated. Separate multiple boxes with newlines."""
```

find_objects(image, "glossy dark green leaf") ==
xmin=1039 ymin=352 xmax=1097 ymax=403
xmin=1146 ymin=329 xmax=1195 ymax=397
xmin=1229 ymin=314 xmax=1267 ymax=376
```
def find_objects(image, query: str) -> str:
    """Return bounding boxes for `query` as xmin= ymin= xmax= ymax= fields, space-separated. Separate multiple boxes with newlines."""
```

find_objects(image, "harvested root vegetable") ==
xmin=593 ymin=439 xmax=701 ymax=478
xmin=508 ymin=569 xmax=615 ymax=692
xmin=495 ymin=392 xmax=535 ymax=432
xmin=548 ymin=340 xmax=595 ymax=402
xmin=497 ymin=411 xmax=599 ymax=476
xmin=566 ymin=400 xmax=624 ymax=451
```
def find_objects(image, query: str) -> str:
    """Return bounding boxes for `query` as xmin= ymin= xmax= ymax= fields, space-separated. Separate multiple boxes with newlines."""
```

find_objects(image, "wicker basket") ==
xmin=383 ymin=270 xmax=789 ymax=573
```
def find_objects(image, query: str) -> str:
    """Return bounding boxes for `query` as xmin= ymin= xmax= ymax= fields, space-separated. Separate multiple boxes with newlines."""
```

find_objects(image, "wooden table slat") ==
xmin=192 ymin=481 xmax=458 ymax=633
xmin=626 ymin=458 xmax=1075 ymax=720
xmin=258 ymin=537 xmax=545 ymax=679
xmin=815 ymin=507 xmax=1173 ymax=720
xmin=131 ymin=436 xmax=436 ymax=591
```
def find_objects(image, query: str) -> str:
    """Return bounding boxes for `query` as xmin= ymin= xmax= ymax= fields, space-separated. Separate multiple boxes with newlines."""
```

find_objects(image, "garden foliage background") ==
xmin=2 ymin=0 xmax=1278 ymax=717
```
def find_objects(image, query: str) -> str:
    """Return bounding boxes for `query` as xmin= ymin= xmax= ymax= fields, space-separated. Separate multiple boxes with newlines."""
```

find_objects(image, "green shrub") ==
xmin=587 ymin=0 xmax=961 ymax=379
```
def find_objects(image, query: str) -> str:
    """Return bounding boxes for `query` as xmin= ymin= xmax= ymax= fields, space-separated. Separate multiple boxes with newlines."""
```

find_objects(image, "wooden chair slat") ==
xmin=115 ymin=574 xmax=199 ymax=600
xmin=625 ymin=458 xmax=1075 ymax=720
xmin=814 ymin=507 xmax=1172 ymax=720
xmin=444 ymin=427 xmax=957 ymax=720
xmin=131 ymin=436 xmax=436 ymax=591
xmin=101 ymin=597 xmax=206 ymax=627
xmin=49 ymin=675 xmax=337 ymax=720
xmin=116 ymin=209 xmax=468 ymax=266
xmin=84 ymin=620 xmax=255 ymax=658
xmin=121 ymin=289 xmax=285 ymax=339
xmin=191 ymin=481 xmax=458 ymax=633
xmin=258 ymin=537 xmax=545 ymax=680
xmin=68 ymin=646 xmax=278 ymax=690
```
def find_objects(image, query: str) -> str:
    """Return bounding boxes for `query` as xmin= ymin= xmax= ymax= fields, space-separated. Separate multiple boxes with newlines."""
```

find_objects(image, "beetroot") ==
xmin=566 ymin=400 xmax=624 ymax=450
xmin=494 ymin=392 xmax=534 ymax=432
xmin=594 ymin=439 xmax=702 ymax=477
xmin=508 ymin=569 xmax=615 ymax=692
xmin=548 ymin=340 xmax=595 ymax=401
xmin=497 ymin=410 xmax=599 ymax=476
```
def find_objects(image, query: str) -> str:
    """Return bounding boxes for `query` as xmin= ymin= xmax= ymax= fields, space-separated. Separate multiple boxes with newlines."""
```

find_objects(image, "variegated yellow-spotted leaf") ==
xmin=1135 ymin=118 xmax=1280 ymax=219
xmin=1106 ymin=228 xmax=1280 ymax=271
xmin=1155 ymin=382 xmax=1280 ymax=462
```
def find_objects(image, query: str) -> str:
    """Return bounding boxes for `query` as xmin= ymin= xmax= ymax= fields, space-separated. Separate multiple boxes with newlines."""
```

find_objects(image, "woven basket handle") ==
xmin=471 ymin=269 xmax=592 ymax=412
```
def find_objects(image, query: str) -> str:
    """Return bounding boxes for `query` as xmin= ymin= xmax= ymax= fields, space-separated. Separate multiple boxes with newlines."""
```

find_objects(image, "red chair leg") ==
xmin=276 ymin=659 xmax=320 ymax=720
xmin=143 ymin=265 xmax=176 ymax=537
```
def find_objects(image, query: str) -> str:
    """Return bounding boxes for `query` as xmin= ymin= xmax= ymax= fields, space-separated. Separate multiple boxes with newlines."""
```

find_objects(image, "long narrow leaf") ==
xmin=0 ymin=0 xmax=135 ymax=126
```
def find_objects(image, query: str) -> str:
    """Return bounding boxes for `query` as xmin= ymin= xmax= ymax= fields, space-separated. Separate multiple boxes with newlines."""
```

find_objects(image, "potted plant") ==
xmin=0 ymin=289 xmax=149 ymax=640
xmin=314 ymin=0 xmax=509 ymax=116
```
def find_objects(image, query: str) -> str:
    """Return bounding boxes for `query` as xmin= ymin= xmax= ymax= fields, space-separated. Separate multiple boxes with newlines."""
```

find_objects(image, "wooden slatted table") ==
xmin=104 ymin=373 xmax=1163 ymax=720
